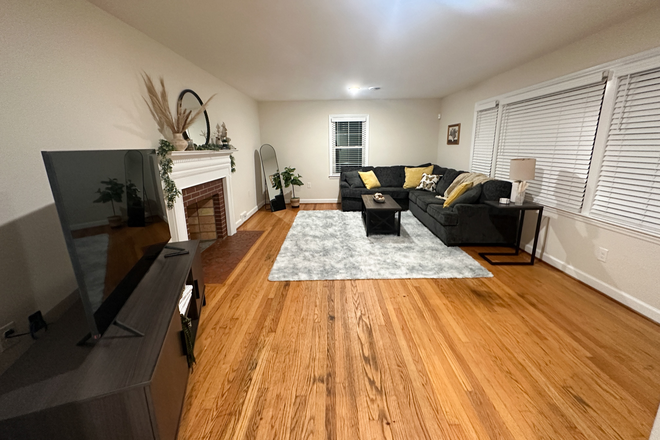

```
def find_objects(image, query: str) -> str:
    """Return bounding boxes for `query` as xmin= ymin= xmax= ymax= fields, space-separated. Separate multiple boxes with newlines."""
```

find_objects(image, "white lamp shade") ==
xmin=509 ymin=158 xmax=536 ymax=181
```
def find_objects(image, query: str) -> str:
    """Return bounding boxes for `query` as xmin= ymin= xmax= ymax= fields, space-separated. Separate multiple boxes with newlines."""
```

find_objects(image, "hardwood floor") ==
xmin=178 ymin=204 xmax=660 ymax=440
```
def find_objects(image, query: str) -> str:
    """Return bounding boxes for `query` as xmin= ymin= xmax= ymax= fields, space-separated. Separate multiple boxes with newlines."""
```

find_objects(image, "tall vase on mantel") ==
xmin=172 ymin=133 xmax=188 ymax=151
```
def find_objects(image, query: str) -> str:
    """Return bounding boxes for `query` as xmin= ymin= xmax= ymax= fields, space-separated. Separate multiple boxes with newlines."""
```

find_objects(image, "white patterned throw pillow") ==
xmin=416 ymin=173 xmax=441 ymax=192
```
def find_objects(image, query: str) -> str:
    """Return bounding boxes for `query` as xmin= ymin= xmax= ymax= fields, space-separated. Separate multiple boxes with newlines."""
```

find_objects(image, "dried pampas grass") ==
xmin=141 ymin=72 xmax=215 ymax=142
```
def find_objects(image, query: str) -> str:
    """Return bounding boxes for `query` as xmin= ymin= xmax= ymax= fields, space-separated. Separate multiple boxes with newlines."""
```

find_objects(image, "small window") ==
xmin=329 ymin=115 xmax=369 ymax=176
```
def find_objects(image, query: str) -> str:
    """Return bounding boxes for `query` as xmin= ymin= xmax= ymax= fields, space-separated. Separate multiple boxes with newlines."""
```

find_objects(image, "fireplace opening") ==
xmin=182 ymin=179 xmax=227 ymax=250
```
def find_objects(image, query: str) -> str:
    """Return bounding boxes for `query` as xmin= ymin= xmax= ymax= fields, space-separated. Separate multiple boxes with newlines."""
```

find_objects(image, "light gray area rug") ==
xmin=73 ymin=234 xmax=109 ymax=310
xmin=269 ymin=211 xmax=492 ymax=281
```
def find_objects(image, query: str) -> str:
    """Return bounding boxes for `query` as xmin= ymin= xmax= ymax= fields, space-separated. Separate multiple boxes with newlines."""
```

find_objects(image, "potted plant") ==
xmin=94 ymin=178 xmax=125 ymax=228
xmin=279 ymin=167 xmax=304 ymax=208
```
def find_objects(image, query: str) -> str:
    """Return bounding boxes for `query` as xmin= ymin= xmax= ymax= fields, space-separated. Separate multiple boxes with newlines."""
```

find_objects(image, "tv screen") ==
xmin=42 ymin=149 xmax=171 ymax=340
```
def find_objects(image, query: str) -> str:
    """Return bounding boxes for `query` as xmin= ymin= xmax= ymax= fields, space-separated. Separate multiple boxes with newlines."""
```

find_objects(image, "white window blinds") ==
xmin=470 ymin=105 xmax=498 ymax=175
xmin=330 ymin=116 xmax=368 ymax=175
xmin=493 ymin=81 xmax=606 ymax=212
xmin=591 ymin=68 xmax=660 ymax=233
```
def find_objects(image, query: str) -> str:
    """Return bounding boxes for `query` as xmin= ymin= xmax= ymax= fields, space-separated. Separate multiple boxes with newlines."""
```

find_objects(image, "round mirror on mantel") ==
xmin=177 ymin=89 xmax=210 ymax=146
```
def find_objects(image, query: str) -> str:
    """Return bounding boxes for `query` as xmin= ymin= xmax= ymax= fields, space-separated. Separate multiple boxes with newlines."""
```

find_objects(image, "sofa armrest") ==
xmin=340 ymin=181 xmax=350 ymax=189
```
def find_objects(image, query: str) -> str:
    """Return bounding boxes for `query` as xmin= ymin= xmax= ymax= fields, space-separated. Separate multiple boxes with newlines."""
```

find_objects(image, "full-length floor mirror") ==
xmin=260 ymin=144 xmax=286 ymax=212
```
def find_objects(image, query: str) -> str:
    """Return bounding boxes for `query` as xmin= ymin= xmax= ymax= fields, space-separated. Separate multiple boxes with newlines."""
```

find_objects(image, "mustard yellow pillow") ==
xmin=403 ymin=166 xmax=434 ymax=189
xmin=443 ymin=182 xmax=473 ymax=208
xmin=358 ymin=170 xmax=381 ymax=190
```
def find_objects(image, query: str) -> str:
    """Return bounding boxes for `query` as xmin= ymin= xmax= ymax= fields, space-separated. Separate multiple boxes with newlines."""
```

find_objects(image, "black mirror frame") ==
xmin=177 ymin=89 xmax=210 ymax=146
xmin=259 ymin=144 xmax=286 ymax=212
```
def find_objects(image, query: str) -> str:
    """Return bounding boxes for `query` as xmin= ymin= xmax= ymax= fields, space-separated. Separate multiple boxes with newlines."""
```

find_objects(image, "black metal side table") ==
xmin=478 ymin=200 xmax=544 ymax=265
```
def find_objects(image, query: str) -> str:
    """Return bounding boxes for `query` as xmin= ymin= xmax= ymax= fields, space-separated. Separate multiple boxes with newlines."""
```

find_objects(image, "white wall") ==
xmin=259 ymin=99 xmax=442 ymax=202
xmin=436 ymin=6 xmax=660 ymax=321
xmin=0 ymin=0 xmax=261 ymax=367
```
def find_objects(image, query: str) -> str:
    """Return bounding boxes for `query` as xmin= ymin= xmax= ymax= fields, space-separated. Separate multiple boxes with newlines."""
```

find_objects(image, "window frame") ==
xmin=328 ymin=114 xmax=369 ymax=177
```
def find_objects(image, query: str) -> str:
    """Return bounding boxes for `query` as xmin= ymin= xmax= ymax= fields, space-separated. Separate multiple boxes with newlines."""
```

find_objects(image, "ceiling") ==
xmin=87 ymin=0 xmax=658 ymax=101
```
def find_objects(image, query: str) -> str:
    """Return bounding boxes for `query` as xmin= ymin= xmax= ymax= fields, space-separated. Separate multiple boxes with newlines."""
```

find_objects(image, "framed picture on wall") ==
xmin=447 ymin=123 xmax=461 ymax=145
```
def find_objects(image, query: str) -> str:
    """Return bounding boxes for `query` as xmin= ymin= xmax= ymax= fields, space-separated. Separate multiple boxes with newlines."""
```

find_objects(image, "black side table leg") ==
xmin=529 ymin=207 xmax=544 ymax=264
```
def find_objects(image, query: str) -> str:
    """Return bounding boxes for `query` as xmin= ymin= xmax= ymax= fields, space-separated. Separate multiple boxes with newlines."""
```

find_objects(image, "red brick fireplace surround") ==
xmin=182 ymin=179 xmax=228 ymax=241
xmin=164 ymin=150 xmax=236 ymax=241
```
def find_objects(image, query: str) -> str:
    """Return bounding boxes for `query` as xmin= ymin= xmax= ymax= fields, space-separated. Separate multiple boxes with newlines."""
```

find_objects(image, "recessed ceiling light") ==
xmin=348 ymin=86 xmax=361 ymax=93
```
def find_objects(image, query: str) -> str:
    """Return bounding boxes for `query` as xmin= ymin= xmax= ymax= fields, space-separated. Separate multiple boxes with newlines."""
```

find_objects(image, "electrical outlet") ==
xmin=240 ymin=211 xmax=247 ymax=221
xmin=0 ymin=321 xmax=19 ymax=353
xmin=597 ymin=247 xmax=608 ymax=262
xmin=307 ymin=182 xmax=312 ymax=189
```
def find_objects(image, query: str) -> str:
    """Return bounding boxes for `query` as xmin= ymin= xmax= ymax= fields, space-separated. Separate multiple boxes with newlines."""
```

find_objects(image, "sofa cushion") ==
xmin=447 ymin=183 xmax=482 ymax=207
xmin=342 ymin=186 xmax=411 ymax=200
xmin=343 ymin=170 xmax=365 ymax=188
xmin=432 ymin=165 xmax=447 ymax=176
xmin=359 ymin=170 xmax=381 ymax=189
xmin=413 ymin=192 xmax=446 ymax=211
xmin=427 ymin=205 xmax=459 ymax=226
xmin=444 ymin=182 xmax=473 ymax=207
xmin=436 ymin=168 xmax=463 ymax=195
xmin=408 ymin=189 xmax=426 ymax=204
xmin=479 ymin=180 xmax=513 ymax=202
xmin=373 ymin=166 xmax=405 ymax=187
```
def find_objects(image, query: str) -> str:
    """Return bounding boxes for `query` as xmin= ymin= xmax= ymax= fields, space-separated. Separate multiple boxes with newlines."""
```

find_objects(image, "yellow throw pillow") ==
xmin=403 ymin=165 xmax=434 ymax=189
xmin=443 ymin=182 xmax=473 ymax=208
xmin=358 ymin=170 xmax=381 ymax=190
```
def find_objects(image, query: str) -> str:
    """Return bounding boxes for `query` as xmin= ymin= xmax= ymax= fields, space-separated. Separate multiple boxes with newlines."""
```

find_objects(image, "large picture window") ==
xmin=591 ymin=67 xmax=660 ymax=234
xmin=329 ymin=115 xmax=368 ymax=176
xmin=470 ymin=48 xmax=660 ymax=238
xmin=493 ymin=81 xmax=606 ymax=212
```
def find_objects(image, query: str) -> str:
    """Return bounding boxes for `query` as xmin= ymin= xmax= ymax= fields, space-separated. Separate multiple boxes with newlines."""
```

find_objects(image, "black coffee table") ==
xmin=361 ymin=194 xmax=402 ymax=236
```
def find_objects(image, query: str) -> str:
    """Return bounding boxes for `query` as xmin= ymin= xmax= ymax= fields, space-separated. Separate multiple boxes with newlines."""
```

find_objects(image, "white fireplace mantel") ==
xmin=164 ymin=150 xmax=237 ymax=242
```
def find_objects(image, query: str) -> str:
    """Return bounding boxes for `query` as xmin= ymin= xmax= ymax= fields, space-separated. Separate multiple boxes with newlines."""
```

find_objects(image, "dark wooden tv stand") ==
xmin=0 ymin=240 xmax=205 ymax=440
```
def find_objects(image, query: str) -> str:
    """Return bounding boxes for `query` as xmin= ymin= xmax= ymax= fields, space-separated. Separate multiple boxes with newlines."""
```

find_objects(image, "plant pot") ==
xmin=290 ymin=197 xmax=300 ymax=208
xmin=172 ymin=133 xmax=188 ymax=151
xmin=107 ymin=215 xmax=123 ymax=228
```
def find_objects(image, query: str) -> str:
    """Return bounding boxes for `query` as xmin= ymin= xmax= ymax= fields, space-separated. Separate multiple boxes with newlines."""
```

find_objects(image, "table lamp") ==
xmin=509 ymin=158 xmax=536 ymax=205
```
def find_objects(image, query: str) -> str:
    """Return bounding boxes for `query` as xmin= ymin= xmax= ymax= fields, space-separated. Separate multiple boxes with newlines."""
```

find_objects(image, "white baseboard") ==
xmin=523 ymin=243 xmax=660 ymax=324
xmin=300 ymin=198 xmax=339 ymax=204
xmin=234 ymin=204 xmax=262 ymax=230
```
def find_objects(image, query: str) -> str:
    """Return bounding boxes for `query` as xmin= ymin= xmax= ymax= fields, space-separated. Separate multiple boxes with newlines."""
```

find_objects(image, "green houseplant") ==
xmin=279 ymin=167 xmax=304 ymax=208
xmin=94 ymin=178 xmax=125 ymax=228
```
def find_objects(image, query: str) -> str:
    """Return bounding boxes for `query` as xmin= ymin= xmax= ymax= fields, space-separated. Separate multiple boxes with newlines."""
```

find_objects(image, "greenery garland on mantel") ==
xmin=157 ymin=139 xmax=236 ymax=209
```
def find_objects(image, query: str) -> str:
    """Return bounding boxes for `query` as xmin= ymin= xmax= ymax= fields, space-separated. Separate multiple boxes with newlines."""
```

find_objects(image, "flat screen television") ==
xmin=42 ymin=149 xmax=171 ymax=341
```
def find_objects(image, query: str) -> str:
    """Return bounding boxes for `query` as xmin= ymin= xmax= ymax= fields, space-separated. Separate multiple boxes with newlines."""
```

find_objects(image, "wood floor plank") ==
xmin=177 ymin=205 xmax=660 ymax=440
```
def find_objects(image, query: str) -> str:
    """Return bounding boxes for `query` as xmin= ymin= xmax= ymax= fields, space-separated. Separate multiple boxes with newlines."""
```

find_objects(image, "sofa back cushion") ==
xmin=344 ymin=171 xmax=364 ymax=187
xmin=436 ymin=168 xmax=463 ymax=195
xmin=341 ymin=166 xmax=374 ymax=187
xmin=432 ymin=165 xmax=447 ymax=176
xmin=373 ymin=166 xmax=405 ymax=187
xmin=447 ymin=183 xmax=482 ymax=207
xmin=479 ymin=180 xmax=512 ymax=202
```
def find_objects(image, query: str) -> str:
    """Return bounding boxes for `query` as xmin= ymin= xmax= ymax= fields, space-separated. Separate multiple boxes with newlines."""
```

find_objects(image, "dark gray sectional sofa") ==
xmin=339 ymin=164 xmax=518 ymax=246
